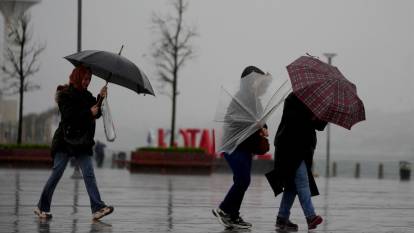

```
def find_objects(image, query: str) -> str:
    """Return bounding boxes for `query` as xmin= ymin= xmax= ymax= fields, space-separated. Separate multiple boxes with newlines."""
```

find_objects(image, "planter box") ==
xmin=129 ymin=150 xmax=214 ymax=174
xmin=0 ymin=148 xmax=52 ymax=168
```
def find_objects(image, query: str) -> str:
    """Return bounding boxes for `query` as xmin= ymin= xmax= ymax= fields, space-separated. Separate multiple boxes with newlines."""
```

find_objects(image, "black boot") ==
xmin=276 ymin=216 xmax=298 ymax=231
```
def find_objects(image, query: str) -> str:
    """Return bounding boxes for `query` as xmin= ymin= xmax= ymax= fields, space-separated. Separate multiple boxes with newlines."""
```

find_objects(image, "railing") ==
xmin=313 ymin=160 xmax=412 ymax=180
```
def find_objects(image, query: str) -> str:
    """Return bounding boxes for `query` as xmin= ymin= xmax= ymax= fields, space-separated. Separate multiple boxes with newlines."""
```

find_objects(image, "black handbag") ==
xmin=63 ymin=124 xmax=90 ymax=146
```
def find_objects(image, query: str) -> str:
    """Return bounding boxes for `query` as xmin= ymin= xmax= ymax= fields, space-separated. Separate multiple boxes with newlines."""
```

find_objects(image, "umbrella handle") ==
xmin=97 ymin=82 xmax=108 ymax=107
xmin=97 ymin=95 xmax=104 ymax=107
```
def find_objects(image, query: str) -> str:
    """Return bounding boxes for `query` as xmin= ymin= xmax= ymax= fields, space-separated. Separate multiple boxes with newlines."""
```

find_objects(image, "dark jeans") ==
xmin=219 ymin=147 xmax=252 ymax=218
xmin=37 ymin=151 xmax=106 ymax=213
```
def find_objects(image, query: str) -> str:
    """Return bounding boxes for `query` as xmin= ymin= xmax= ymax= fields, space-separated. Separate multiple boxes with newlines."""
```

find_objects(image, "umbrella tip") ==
xmin=306 ymin=53 xmax=319 ymax=59
xmin=118 ymin=45 xmax=124 ymax=55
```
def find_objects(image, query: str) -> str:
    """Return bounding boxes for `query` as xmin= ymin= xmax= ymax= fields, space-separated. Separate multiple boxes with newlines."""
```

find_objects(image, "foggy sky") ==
xmin=1 ymin=0 xmax=413 ymax=161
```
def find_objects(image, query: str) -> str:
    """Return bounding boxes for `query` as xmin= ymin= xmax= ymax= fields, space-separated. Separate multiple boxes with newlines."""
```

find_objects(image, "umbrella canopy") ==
xmin=64 ymin=50 xmax=155 ymax=96
xmin=287 ymin=55 xmax=365 ymax=129
xmin=214 ymin=72 xmax=290 ymax=154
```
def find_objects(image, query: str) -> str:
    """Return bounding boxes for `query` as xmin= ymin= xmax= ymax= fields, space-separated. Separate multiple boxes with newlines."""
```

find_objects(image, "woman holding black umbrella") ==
xmin=34 ymin=65 xmax=113 ymax=220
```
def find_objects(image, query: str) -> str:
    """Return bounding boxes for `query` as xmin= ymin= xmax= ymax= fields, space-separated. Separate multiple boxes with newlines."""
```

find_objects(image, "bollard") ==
xmin=111 ymin=153 xmax=116 ymax=169
xmin=118 ymin=152 xmax=127 ymax=168
xmin=354 ymin=162 xmax=360 ymax=178
xmin=332 ymin=162 xmax=337 ymax=177
xmin=399 ymin=161 xmax=411 ymax=181
xmin=378 ymin=163 xmax=384 ymax=179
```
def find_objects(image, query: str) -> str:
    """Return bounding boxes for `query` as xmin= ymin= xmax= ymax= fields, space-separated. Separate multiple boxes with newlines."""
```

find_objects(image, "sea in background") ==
xmin=313 ymin=159 xmax=400 ymax=179
xmin=99 ymin=148 xmax=413 ymax=180
xmin=312 ymin=150 xmax=414 ymax=180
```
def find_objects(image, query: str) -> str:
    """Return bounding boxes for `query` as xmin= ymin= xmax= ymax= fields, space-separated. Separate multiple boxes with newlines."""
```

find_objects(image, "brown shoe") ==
xmin=34 ymin=207 xmax=52 ymax=219
xmin=306 ymin=215 xmax=323 ymax=230
xmin=92 ymin=206 xmax=114 ymax=220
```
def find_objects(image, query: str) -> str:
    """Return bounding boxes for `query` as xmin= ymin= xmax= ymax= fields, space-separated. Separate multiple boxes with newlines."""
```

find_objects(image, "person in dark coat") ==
xmin=266 ymin=92 xmax=327 ymax=231
xmin=212 ymin=66 xmax=269 ymax=229
xmin=34 ymin=65 xmax=113 ymax=220
xmin=94 ymin=140 xmax=106 ymax=168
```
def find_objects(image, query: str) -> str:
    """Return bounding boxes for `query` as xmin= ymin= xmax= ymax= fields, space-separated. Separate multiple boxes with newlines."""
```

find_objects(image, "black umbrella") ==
xmin=64 ymin=47 xmax=155 ymax=96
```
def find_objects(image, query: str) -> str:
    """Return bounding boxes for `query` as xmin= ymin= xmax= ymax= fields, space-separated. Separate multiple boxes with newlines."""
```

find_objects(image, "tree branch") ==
xmin=177 ymin=48 xmax=194 ymax=68
xmin=1 ymin=13 xmax=44 ymax=97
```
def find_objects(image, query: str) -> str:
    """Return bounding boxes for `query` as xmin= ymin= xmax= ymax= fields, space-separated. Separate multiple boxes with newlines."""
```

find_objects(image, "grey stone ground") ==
xmin=0 ymin=168 xmax=413 ymax=233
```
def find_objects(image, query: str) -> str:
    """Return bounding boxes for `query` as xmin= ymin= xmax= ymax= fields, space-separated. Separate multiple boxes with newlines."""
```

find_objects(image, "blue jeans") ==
xmin=37 ymin=152 xmax=106 ymax=213
xmin=278 ymin=161 xmax=316 ymax=218
xmin=219 ymin=147 xmax=252 ymax=218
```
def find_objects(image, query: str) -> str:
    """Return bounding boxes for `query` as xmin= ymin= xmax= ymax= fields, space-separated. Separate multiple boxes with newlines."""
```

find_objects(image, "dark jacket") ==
xmin=266 ymin=93 xmax=322 ymax=197
xmin=237 ymin=124 xmax=268 ymax=154
xmin=51 ymin=85 xmax=101 ymax=157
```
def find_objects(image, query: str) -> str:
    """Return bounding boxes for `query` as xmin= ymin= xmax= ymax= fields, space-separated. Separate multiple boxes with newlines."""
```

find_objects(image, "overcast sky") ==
xmin=1 ymin=0 xmax=413 ymax=160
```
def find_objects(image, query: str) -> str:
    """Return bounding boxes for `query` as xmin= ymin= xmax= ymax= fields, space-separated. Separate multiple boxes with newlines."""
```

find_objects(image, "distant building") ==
xmin=22 ymin=107 xmax=59 ymax=145
xmin=0 ymin=94 xmax=17 ymax=122
xmin=0 ymin=93 xmax=59 ymax=144
xmin=0 ymin=0 xmax=41 ymax=22
xmin=0 ymin=95 xmax=17 ymax=143
xmin=0 ymin=0 xmax=41 ymax=53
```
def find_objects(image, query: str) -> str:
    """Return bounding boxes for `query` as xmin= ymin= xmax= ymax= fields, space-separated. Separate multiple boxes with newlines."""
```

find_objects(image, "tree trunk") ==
xmin=17 ymin=80 xmax=23 ymax=144
xmin=17 ymin=27 xmax=26 ymax=144
xmin=170 ymin=70 xmax=177 ymax=147
xmin=169 ymin=1 xmax=182 ymax=147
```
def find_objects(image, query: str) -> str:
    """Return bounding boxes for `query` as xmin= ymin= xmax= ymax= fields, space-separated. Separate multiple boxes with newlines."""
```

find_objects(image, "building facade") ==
xmin=0 ymin=94 xmax=59 ymax=145
xmin=0 ymin=95 xmax=17 ymax=143
xmin=21 ymin=107 xmax=59 ymax=145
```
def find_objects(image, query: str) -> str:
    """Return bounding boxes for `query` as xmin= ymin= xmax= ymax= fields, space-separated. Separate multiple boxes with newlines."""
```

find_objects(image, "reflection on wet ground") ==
xmin=0 ymin=168 xmax=413 ymax=233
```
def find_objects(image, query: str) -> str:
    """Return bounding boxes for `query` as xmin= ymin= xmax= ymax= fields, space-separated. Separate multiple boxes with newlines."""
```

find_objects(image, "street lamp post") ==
xmin=71 ymin=0 xmax=83 ymax=179
xmin=323 ymin=53 xmax=336 ymax=178
xmin=77 ymin=0 xmax=81 ymax=53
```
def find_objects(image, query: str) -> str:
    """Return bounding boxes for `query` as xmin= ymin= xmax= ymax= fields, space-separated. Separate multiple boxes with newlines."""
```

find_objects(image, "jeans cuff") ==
xmin=277 ymin=212 xmax=290 ymax=219
xmin=92 ymin=203 xmax=106 ymax=213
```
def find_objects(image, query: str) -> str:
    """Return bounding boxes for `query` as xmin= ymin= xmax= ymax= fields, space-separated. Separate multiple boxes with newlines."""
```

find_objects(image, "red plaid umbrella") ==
xmin=287 ymin=55 xmax=366 ymax=129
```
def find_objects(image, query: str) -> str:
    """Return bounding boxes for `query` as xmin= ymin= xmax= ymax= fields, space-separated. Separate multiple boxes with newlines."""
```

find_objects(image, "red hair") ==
xmin=69 ymin=65 xmax=91 ymax=90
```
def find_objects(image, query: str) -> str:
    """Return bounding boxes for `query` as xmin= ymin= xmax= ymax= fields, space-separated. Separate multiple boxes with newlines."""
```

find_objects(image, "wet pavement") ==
xmin=0 ymin=168 xmax=413 ymax=233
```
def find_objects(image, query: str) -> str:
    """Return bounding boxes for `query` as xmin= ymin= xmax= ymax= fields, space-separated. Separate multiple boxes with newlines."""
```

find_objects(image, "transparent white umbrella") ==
xmin=214 ymin=72 xmax=291 ymax=154
xmin=101 ymin=96 xmax=116 ymax=142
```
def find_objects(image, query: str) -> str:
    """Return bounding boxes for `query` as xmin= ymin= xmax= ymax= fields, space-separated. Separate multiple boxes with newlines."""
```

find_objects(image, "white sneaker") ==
xmin=212 ymin=208 xmax=232 ymax=228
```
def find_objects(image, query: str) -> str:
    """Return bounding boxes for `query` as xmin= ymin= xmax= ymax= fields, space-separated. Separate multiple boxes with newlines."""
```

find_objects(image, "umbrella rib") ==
xmin=222 ymin=87 xmax=258 ymax=121
xmin=263 ymin=79 xmax=290 ymax=111
xmin=218 ymin=123 xmax=258 ymax=153
xmin=262 ymin=88 xmax=291 ymax=121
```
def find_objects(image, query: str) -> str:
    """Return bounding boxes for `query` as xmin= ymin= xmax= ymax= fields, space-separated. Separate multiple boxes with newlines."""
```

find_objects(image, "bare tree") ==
xmin=151 ymin=0 xmax=197 ymax=147
xmin=1 ymin=14 xmax=45 ymax=144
